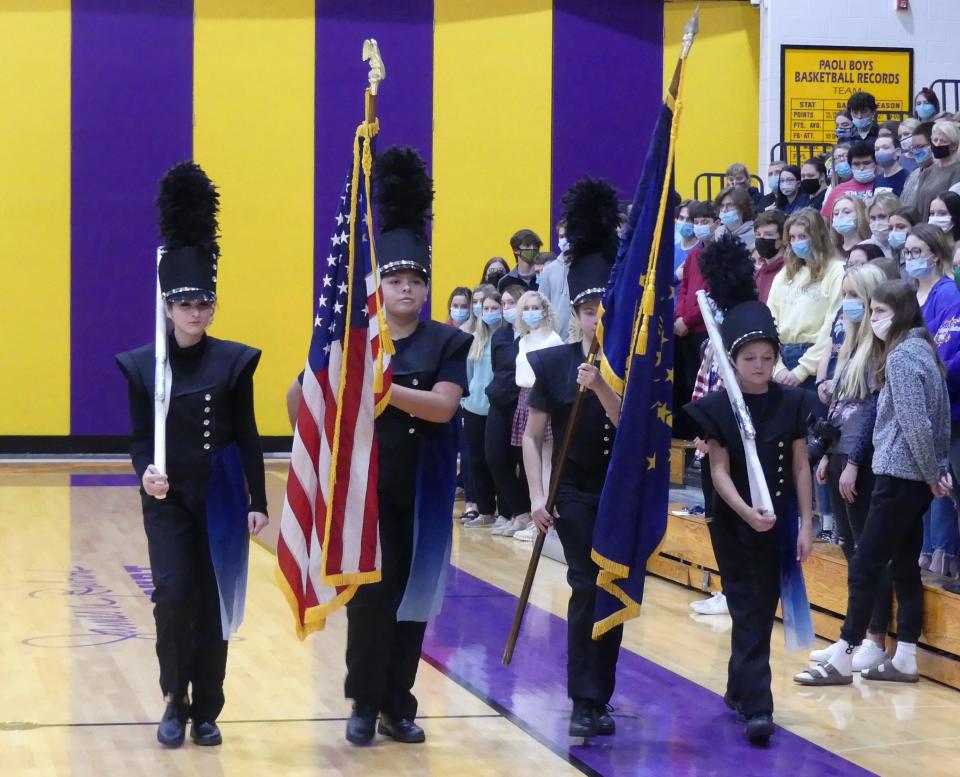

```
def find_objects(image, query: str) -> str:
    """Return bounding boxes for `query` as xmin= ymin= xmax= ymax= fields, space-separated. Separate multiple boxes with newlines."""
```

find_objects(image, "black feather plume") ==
xmin=157 ymin=161 xmax=220 ymax=255
xmin=373 ymin=146 xmax=434 ymax=236
xmin=698 ymin=233 xmax=758 ymax=312
xmin=561 ymin=177 xmax=620 ymax=261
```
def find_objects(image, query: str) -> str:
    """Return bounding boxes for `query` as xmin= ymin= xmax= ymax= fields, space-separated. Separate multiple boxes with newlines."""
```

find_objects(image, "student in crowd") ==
xmin=726 ymin=162 xmax=761 ymax=206
xmin=903 ymin=121 xmax=960 ymax=217
xmin=847 ymin=91 xmax=880 ymax=146
xmin=915 ymin=87 xmax=941 ymax=122
xmin=446 ymin=286 xmax=472 ymax=327
xmin=822 ymin=141 xmax=878 ymax=218
xmin=481 ymin=257 xmax=511 ymax=289
xmin=928 ymin=191 xmax=960 ymax=249
xmin=831 ymin=196 xmax=871 ymax=261
xmin=485 ymin=283 xmax=533 ymax=538
xmin=864 ymin=192 xmax=900 ymax=258
xmin=501 ymin=285 xmax=520 ymax=328
xmin=498 ymin=229 xmax=543 ymax=293
xmin=830 ymin=143 xmax=853 ymax=188
xmin=795 ymin=280 xmax=950 ymax=686
xmin=888 ymin=205 xmax=922 ymax=266
xmin=758 ymin=160 xmax=787 ymax=212
xmin=800 ymin=157 xmax=829 ymax=212
xmin=835 ymin=113 xmax=856 ymax=144
xmin=897 ymin=118 xmax=921 ymax=173
xmin=768 ymin=208 xmax=845 ymax=389
xmin=715 ymin=185 xmax=756 ymax=250
xmin=538 ymin=238 xmax=572 ymax=339
xmin=773 ymin=165 xmax=808 ymax=215
xmin=448 ymin=285 xmax=477 ymax=522
xmin=810 ymin=264 xmax=893 ymax=672
xmin=461 ymin=289 xmax=505 ymax=528
xmin=462 ymin=284 xmax=495 ymax=335
xmin=874 ymin=134 xmax=908 ymax=196
xmin=846 ymin=242 xmax=887 ymax=268
xmin=674 ymin=199 xmax=700 ymax=278
xmin=754 ymin=210 xmax=786 ymax=305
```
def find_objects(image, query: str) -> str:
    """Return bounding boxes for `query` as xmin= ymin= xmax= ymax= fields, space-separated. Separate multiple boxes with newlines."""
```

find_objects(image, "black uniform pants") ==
xmin=841 ymin=475 xmax=930 ymax=646
xmin=485 ymin=403 xmax=530 ymax=517
xmin=554 ymin=486 xmax=622 ymax=705
xmin=142 ymin=490 xmax=227 ymax=722
xmin=463 ymin=409 xmax=498 ymax=515
xmin=826 ymin=453 xmax=891 ymax=634
xmin=345 ymin=484 xmax=427 ymax=719
xmin=707 ymin=515 xmax=780 ymax=718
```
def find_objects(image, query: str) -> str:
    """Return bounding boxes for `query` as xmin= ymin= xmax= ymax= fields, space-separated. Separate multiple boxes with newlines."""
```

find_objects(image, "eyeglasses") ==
xmin=902 ymin=248 xmax=932 ymax=260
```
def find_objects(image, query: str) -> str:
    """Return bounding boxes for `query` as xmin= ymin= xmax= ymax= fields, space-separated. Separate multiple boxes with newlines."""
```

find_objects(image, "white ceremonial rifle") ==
xmin=695 ymin=289 xmax=774 ymax=516
xmin=154 ymin=247 xmax=172 ymax=499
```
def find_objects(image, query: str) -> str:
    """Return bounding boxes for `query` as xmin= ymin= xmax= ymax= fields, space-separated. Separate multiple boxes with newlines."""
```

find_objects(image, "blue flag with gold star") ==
xmin=591 ymin=89 xmax=680 ymax=638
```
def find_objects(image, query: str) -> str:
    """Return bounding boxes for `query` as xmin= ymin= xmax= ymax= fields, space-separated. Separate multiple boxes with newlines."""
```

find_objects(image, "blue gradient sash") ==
xmin=776 ymin=493 xmax=815 ymax=651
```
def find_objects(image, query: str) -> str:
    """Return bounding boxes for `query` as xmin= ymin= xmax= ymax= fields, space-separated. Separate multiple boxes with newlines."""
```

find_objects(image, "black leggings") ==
xmin=463 ymin=410 xmax=498 ymax=515
xmin=485 ymin=403 xmax=530 ymax=517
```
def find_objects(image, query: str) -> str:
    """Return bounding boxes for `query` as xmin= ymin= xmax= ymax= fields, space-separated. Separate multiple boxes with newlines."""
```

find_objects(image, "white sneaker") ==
xmin=689 ymin=592 xmax=728 ymax=615
xmin=513 ymin=524 xmax=539 ymax=543
xmin=490 ymin=515 xmax=510 ymax=532
xmin=499 ymin=514 xmax=531 ymax=537
xmin=809 ymin=640 xmax=841 ymax=664
xmin=464 ymin=513 xmax=496 ymax=528
xmin=852 ymin=639 xmax=887 ymax=672
xmin=492 ymin=516 xmax=520 ymax=536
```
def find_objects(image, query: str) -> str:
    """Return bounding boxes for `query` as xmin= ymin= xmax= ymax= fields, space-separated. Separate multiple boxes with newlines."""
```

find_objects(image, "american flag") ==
xmin=277 ymin=133 xmax=391 ymax=638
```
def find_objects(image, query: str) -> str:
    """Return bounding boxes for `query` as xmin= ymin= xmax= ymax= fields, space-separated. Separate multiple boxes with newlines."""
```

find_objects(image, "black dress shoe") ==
xmin=157 ymin=701 xmax=188 ymax=747
xmin=569 ymin=701 xmax=599 ymax=738
xmin=377 ymin=713 xmax=425 ymax=743
xmin=723 ymin=693 xmax=746 ymax=722
xmin=745 ymin=713 xmax=775 ymax=745
xmin=595 ymin=705 xmax=616 ymax=736
xmin=346 ymin=704 xmax=378 ymax=746
xmin=191 ymin=720 xmax=223 ymax=746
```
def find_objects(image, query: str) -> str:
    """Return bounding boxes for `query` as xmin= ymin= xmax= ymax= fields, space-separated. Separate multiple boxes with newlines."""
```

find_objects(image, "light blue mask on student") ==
xmin=482 ymin=311 xmax=502 ymax=327
xmin=503 ymin=307 xmax=516 ymax=324
xmin=905 ymin=257 xmax=933 ymax=279
xmin=450 ymin=307 xmax=469 ymax=324
xmin=842 ymin=299 xmax=865 ymax=322
xmin=917 ymin=103 xmax=936 ymax=121
xmin=719 ymin=210 xmax=740 ymax=228
xmin=832 ymin=216 xmax=857 ymax=235
xmin=693 ymin=224 xmax=713 ymax=241
xmin=676 ymin=220 xmax=695 ymax=239
xmin=834 ymin=161 xmax=853 ymax=179
xmin=522 ymin=310 xmax=544 ymax=328
xmin=472 ymin=303 xmax=482 ymax=317
xmin=888 ymin=230 xmax=908 ymax=249
xmin=853 ymin=168 xmax=876 ymax=184
xmin=791 ymin=239 xmax=812 ymax=260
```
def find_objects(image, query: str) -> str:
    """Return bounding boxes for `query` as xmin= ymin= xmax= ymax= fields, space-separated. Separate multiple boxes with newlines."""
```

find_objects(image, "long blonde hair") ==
xmin=468 ymin=289 xmax=503 ymax=361
xmin=514 ymin=291 xmax=557 ymax=336
xmin=835 ymin=263 xmax=886 ymax=401
xmin=783 ymin=207 xmax=840 ymax=285
xmin=461 ymin=283 xmax=495 ymax=335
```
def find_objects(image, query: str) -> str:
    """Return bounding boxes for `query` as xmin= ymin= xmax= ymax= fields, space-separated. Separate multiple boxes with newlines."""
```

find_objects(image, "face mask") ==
xmin=693 ymin=224 xmax=713 ymax=241
xmin=832 ymin=216 xmax=857 ymax=235
xmin=888 ymin=230 xmax=908 ymax=250
xmin=519 ymin=248 xmax=539 ymax=263
xmin=558 ymin=237 xmax=570 ymax=254
xmin=912 ymin=147 xmax=931 ymax=164
xmin=871 ymin=315 xmax=894 ymax=341
xmin=791 ymin=239 xmax=812 ymax=260
xmin=933 ymin=143 xmax=953 ymax=160
xmin=522 ymin=310 xmax=544 ymax=328
xmin=676 ymin=221 xmax=695 ymax=239
xmin=917 ymin=103 xmax=936 ymax=120
xmin=767 ymin=176 xmax=780 ymax=192
xmin=503 ymin=307 xmax=516 ymax=324
xmin=754 ymin=237 xmax=780 ymax=260
xmin=929 ymin=215 xmax=954 ymax=233
xmin=800 ymin=178 xmax=821 ymax=196
xmin=835 ymin=128 xmax=855 ymax=141
xmin=472 ymin=303 xmax=482 ymax=317
xmin=870 ymin=221 xmax=890 ymax=239
xmin=486 ymin=271 xmax=506 ymax=287
xmin=842 ymin=299 xmax=865 ymax=323
xmin=853 ymin=168 xmax=876 ymax=184
xmin=719 ymin=210 xmax=740 ymax=228
xmin=900 ymin=136 xmax=914 ymax=152
xmin=906 ymin=257 xmax=933 ymax=279
xmin=835 ymin=161 xmax=853 ymax=179
xmin=875 ymin=151 xmax=897 ymax=168
xmin=450 ymin=307 xmax=469 ymax=324
xmin=780 ymin=181 xmax=798 ymax=196
xmin=852 ymin=116 xmax=873 ymax=130
xmin=481 ymin=311 xmax=502 ymax=327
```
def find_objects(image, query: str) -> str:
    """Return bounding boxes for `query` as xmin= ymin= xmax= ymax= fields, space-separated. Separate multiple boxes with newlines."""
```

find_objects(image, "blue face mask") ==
xmin=791 ymin=239 xmax=812 ymax=260
xmin=450 ymin=307 xmax=469 ymax=324
xmin=888 ymin=230 xmax=908 ymax=249
xmin=835 ymin=161 xmax=853 ymax=179
xmin=906 ymin=257 xmax=933 ymax=279
xmin=835 ymin=127 xmax=855 ymax=141
xmin=832 ymin=216 xmax=857 ymax=235
xmin=875 ymin=151 xmax=897 ymax=168
xmin=676 ymin=220 xmax=695 ymax=239
xmin=719 ymin=210 xmax=740 ymax=228
xmin=912 ymin=147 xmax=932 ymax=165
xmin=482 ymin=311 xmax=502 ymax=327
xmin=472 ymin=303 xmax=482 ymax=318
xmin=693 ymin=223 xmax=713 ymax=241
xmin=767 ymin=175 xmax=781 ymax=192
xmin=853 ymin=168 xmax=876 ymax=184
xmin=852 ymin=116 xmax=873 ymax=130
xmin=522 ymin=310 xmax=544 ymax=328
xmin=842 ymin=299 xmax=865 ymax=322
xmin=503 ymin=307 xmax=516 ymax=324
xmin=917 ymin=103 xmax=936 ymax=121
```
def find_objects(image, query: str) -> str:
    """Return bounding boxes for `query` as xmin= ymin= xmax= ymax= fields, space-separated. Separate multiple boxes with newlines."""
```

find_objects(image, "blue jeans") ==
xmin=780 ymin=342 xmax=817 ymax=390
xmin=921 ymin=497 xmax=959 ymax=557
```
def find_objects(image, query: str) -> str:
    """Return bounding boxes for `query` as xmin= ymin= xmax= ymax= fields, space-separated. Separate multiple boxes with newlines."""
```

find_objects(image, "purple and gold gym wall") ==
xmin=0 ymin=0 xmax=666 ymax=446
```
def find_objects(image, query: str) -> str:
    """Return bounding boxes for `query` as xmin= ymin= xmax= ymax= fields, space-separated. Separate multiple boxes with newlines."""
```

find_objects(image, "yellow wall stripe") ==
xmin=432 ymin=0 xmax=553 ymax=319
xmin=194 ymin=0 xmax=315 ymax=436
xmin=0 ymin=2 xmax=71 ymax=435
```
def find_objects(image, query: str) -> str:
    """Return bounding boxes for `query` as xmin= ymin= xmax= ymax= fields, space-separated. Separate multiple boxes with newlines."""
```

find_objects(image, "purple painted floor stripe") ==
xmin=424 ymin=567 xmax=875 ymax=777
xmin=70 ymin=473 xmax=140 ymax=488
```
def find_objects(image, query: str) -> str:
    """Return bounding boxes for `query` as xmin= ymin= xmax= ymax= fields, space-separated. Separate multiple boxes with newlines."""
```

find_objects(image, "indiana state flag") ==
xmin=591 ymin=89 xmax=680 ymax=639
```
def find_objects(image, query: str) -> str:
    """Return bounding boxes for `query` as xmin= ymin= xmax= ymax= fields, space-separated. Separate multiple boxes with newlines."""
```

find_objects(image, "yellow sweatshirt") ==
xmin=766 ymin=258 xmax=844 ymax=382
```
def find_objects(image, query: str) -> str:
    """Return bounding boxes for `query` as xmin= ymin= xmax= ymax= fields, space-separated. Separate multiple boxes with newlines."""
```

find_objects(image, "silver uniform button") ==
xmin=408 ymin=428 xmax=415 ymax=434
xmin=204 ymin=407 xmax=211 ymax=414
xmin=205 ymin=393 xmax=212 ymax=401
xmin=203 ymin=443 xmax=211 ymax=450
xmin=604 ymin=423 xmax=611 ymax=430
xmin=204 ymin=419 xmax=210 ymax=426
xmin=777 ymin=467 xmax=783 ymax=472
xmin=204 ymin=431 xmax=211 ymax=438
xmin=412 ymin=378 xmax=419 ymax=386
xmin=778 ymin=441 xmax=784 ymax=448
xmin=603 ymin=449 xmax=610 ymax=455
xmin=603 ymin=436 xmax=610 ymax=442
xmin=775 ymin=490 xmax=781 ymax=496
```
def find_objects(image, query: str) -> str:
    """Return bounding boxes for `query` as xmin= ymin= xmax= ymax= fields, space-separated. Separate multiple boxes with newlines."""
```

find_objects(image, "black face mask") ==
xmin=487 ymin=270 xmax=506 ymax=286
xmin=800 ymin=178 xmax=822 ymax=196
xmin=754 ymin=237 xmax=780 ymax=260
xmin=932 ymin=143 xmax=953 ymax=160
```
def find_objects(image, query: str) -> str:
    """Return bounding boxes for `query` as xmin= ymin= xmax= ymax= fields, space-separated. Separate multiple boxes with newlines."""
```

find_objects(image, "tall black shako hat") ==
xmin=562 ymin=177 xmax=620 ymax=305
xmin=373 ymin=146 xmax=434 ymax=280
xmin=700 ymin=233 xmax=779 ymax=356
xmin=156 ymin=161 xmax=220 ymax=303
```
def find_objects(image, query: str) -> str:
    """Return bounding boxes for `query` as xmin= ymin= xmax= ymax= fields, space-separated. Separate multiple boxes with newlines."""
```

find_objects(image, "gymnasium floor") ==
xmin=3 ymin=462 xmax=959 ymax=776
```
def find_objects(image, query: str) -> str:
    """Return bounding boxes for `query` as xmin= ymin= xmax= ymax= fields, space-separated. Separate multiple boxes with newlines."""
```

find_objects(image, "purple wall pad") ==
xmin=550 ymin=1 xmax=665 ymax=230
xmin=313 ymin=0 xmax=434 ymax=311
xmin=71 ymin=0 xmax=194 ymax=435
xmin=423 ymin=567 xmax=876 ymax=777
xmin=70 ymin=473 xmax=141 ymax=487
